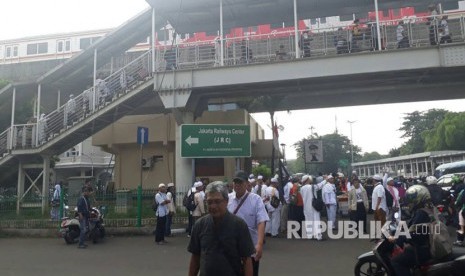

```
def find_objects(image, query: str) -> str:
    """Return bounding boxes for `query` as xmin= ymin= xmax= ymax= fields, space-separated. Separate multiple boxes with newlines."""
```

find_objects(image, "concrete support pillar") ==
xmin=424 ymin=160 xmax=429 ymax=176
xmin=220 ymin=0 xmax=224 ymax=66
xmin=16 ymin=162 xmax=24 ymax=214
xmin=9 ymin=87 xmax=16 ymax=150
xmin=151 ymin=7 xmax=156 ymax=74
xmin=35 ymin=84 xmax=41 ymax=147
xmin=42 ymin=156 xmax=50 ymax=215
xmin=293 ymin=0 xmax=300 ymax=59
xmin=175 ymin=111 xmax=194 ymax=193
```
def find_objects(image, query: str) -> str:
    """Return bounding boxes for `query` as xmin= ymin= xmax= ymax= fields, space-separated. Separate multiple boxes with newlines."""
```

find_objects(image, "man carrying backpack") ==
xmin=184 ymin=182 xmax=200 ymax=238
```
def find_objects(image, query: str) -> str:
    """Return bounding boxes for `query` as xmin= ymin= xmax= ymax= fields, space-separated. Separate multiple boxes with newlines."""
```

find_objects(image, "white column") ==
xmin=42 ymin=156 xmax=50 ymax=215
xmin=175 ymin=112 xmax=194 ymax=193
xmin=374 ymin=0 xmax=382 ymax=51
xmin=293 ymin=0 xmax=300 ymax=58
xmin=220 ymin=0 xmax=224 ymax=66
xmin=151 ymin=7 xmax=156 ymax=74
xmin=93 ymin=48 xmax=98 ymax=87
xmin=10 ymin=87 xmax=16 ymax=149
xmin=57 ymin=90 xmax=61 ymax=110
xmin=35 ymin=84 xmax=41 ymax=147
xmin=16 ymin=162 xmax=24 ymax=214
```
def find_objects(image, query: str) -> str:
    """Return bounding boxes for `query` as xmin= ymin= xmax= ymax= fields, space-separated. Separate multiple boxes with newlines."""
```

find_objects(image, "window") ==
xmin=195 ymin=158 xmax=224 ymax=176
xmin=80 ymin=36 xmax=102 ymax=50
xmin=5 ymin=45 xmax=19 ymax=58
xmin=57 ymin=40 xmax=71 ymax=53
xmin=26 ymin=42 xmax=48 ymax=55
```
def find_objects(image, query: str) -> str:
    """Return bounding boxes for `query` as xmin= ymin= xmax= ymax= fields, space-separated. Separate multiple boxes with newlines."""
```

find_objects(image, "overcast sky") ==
xmin=2 ymin=0 xmax=465 ymax=160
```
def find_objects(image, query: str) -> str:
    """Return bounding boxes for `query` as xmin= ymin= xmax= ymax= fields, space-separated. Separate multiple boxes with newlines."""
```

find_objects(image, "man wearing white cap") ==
xmin=165 ymin=183 xmax=176 ymax=236
xmin=322 ymin=175 xmax=337 ymax=230
xmin=192 ymin=181 xmax=206 ymax=224
xmin=155 ymin=183 xmax=171 ymax=245
xmin=300 ymin=175 xmax=325 ymax=240
xmin=264 ymin=178 xmax=281 ymax=237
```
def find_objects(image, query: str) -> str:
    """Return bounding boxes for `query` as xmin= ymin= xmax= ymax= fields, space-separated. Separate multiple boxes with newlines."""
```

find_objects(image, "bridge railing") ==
xmin=0 ymin=128 xmax=10 ymax=157
xmin=1 ymin=13 xmax=465 ymax=159
xmin=2 ymin=51 xmax=153 ymax=152
xmin=153 ymin=12 xmax=465 ymax=71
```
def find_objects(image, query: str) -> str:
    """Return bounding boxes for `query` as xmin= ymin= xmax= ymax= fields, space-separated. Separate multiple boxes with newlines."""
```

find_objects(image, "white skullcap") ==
xmin=271 ymin=178 xmax=278 ymax=183
xmin=257 ymin=175 xmax=263 ymax=180
xmin=194 ymin=181 xmax=203 ymax=188
xmin=302 ymin=175 xmax=312 ymax=183
xmin=158 ymin=183 xmax=166 ymax=188
xmin=373 ymin=174 xmax=382 ymax=181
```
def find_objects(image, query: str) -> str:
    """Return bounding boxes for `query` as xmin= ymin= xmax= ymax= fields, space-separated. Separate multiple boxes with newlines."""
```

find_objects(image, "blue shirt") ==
xmin=155 ymin=192 xmax=169 ymax=217
xmin=227 ymin=192 xmax=269 ymax=246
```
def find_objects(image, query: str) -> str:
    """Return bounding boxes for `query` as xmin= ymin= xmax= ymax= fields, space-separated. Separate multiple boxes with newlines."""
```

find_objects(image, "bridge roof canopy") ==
xmin=352 ymin=151 xmax=465 ymax=166
xmin=146 ymin=0 xmax=459 ymax=34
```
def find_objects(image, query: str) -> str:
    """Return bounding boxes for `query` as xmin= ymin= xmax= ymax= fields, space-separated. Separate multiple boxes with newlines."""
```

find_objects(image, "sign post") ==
xmin=136 ymin=127 xmax=148 ymax=228
xmin=181 ymin=124 xmax=251 ymax=158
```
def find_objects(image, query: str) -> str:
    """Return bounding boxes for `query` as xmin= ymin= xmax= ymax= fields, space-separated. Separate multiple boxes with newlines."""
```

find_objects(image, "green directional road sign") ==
xmin=181 ymin=124 xmax=251 ymax=158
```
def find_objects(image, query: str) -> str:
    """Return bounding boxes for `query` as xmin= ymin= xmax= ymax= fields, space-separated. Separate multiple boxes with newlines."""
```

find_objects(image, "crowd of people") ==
xmin=150 ymin=169 xmax=465 ymax=275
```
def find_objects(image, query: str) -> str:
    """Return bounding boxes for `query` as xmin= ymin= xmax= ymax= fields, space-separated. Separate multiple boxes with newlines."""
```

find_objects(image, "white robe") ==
xmin=300 ymin=182 xmax=324 ymax=239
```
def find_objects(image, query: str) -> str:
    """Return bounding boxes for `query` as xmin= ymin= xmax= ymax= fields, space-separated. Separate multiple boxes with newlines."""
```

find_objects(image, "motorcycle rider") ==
xmin=77 ymin=186 xmax=92 ymax=249
xmin=389 ymin=185 xmax=436 ymax=276
xmin=425 ymin=176 xmax=446 ymax=206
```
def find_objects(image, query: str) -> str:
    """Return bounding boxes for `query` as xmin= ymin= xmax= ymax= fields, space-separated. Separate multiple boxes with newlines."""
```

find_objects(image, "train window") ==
xmin=5 ymin=45 xmax=19 ymax=58
xmin=27 ymin=42 xmax=48 ymax=55
xmin=57 ymin=40 xmax=71 ymax=53
xmin=57 ymin=41 xmax=63 ymax=52
xmin=80 ymin=36 xmax=102 ymax=50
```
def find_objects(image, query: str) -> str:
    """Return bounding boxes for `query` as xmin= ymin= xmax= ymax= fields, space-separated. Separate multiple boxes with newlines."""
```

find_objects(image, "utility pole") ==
xmin=347 ymin=120 xmax=357 ymax=167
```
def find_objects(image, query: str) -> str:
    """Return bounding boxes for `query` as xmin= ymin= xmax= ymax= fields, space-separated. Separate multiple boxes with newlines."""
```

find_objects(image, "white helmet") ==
xmin=425 ymin=176 xmax=437 ymax=185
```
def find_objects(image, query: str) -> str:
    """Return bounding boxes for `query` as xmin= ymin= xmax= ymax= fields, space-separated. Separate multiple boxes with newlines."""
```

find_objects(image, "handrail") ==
xmin=1 ymin=11 xmax=465 ymax=161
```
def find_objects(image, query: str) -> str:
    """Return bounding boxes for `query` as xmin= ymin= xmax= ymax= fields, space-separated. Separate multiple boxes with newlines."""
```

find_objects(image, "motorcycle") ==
xmin=60 ymin=206 xmax=106 ymax=244
xmin=354 ymin=213 xmax=465 ymax=276
xmin=437 ymin=189 xmax=456 ymax=227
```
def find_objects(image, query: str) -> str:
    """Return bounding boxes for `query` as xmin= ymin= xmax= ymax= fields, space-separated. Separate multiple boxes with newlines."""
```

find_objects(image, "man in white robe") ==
xmin=301 ymin=175 xmax=325 ymax=240
xmin=264 ymin=178 xmax=281 ymax=237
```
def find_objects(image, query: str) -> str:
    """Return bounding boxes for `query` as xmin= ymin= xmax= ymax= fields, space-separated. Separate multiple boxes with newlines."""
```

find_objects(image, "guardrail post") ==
xmin=136 ymin=185 xmax=142 ymax=227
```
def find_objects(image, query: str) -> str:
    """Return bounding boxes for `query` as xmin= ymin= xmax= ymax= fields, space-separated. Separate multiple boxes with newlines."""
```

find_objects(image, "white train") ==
xmin=0 ymin=28 xmax=151 ymax=65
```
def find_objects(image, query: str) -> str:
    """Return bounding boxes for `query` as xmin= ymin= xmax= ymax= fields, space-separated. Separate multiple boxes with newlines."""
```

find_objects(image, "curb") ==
xmin=0 ymin=227 xmax=187 ymax=238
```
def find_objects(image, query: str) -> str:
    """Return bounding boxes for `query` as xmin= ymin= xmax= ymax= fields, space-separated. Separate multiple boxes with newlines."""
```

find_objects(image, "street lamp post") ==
xmin=347 ymin=120 xmax=357 ymax=167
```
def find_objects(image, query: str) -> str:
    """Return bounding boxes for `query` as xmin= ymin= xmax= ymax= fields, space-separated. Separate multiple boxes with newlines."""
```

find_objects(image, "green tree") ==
xmin=424 ymin=112 xmax=465 ymax=151
xmin=388 ymin=148 xmax=401 ymax=157
xmin=398 ymin=109 xmax=449 ymax=154
xmin=252 ymin=164 xmax=272 ymax=178
xmin=294 ymin=133 xmax=361 ymax=175
xmin=360 ymin=151 xmax=385 ymax=162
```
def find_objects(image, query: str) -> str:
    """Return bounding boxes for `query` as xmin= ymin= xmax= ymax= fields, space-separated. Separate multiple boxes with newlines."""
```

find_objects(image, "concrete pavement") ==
xmin=0 ymin=235 xmax=373 ymax=276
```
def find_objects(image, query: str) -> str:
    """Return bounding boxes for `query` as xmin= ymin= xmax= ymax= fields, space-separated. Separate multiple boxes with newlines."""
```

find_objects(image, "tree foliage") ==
xmin=252 ymin=164 xmax=272 ymax=178
xmin=360 ymin=151 xmax=386 ymax=162
xmin=424 ymin=112 xmax=465 ymax=151
xmin=398 ymin=109 xmax=449 ymax=154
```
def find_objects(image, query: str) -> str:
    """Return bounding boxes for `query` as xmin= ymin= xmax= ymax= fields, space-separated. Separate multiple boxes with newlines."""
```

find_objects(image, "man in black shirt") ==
xmin=188 ymin=181 xmax=255 ymax=276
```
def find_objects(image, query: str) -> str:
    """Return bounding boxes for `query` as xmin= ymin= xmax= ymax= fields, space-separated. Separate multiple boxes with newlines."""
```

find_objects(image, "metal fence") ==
xmin=0 ymin=186 xmax=192 ymax=229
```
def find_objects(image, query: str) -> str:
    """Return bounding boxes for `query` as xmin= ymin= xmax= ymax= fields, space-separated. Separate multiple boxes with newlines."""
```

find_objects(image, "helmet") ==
xmin=405 ymin=185 xmax=431 ymax=212
xmin=425 ymin=176 xmax=437 ymax=185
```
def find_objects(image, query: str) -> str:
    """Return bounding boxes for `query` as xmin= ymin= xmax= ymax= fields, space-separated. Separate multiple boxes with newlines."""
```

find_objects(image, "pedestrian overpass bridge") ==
xmin=1 ymin=7 xmax=465 ymax=212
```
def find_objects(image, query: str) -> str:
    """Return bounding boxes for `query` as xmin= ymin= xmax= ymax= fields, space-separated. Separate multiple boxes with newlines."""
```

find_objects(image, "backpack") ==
xmin=183 ymin=190 xmax=197 ymax=212
xmin=384 ymin=187 xmax=394 ymax=208
xmin=312 ymin=184 xmax=324 ymax=212
xmin=420 ymin=208 xmax=452 ymax=260
xmin=152 ymin=193 xmax=159 ymax=212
